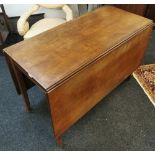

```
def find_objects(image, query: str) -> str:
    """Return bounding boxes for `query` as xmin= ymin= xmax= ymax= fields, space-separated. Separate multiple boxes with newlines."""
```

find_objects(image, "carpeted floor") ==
xmin=0 ymin=31 xmax=155 ymax=151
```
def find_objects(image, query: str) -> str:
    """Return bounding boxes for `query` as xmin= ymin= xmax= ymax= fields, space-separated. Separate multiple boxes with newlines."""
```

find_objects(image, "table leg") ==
xmin=11 ymin=60 xmax=31 ymax=112
xmin=47 ymin=93 xmax=63 ymax=145
xmin=4 ymin=53 xmax=21 ymax=95
xmin=56 ymin=136 xmax=63 ymax=146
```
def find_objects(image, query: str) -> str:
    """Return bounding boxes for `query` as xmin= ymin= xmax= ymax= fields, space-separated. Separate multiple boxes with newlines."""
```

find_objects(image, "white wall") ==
xmin=4 ymin=4 xmax=36 ymax=17
xmin=3 ymin=4 xmax=79 ymax=18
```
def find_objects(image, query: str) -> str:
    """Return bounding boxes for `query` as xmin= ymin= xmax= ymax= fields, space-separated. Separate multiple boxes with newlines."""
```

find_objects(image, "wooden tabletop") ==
xmin=4 ymin=6 xmax=153 ymax=91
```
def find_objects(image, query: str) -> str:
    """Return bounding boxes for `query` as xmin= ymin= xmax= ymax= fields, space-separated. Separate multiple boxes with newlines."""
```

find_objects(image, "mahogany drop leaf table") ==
xmin=3 ymin=6 xmax=153 ymax=145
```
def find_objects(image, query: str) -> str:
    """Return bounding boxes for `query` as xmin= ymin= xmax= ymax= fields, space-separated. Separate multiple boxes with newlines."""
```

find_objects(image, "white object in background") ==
xmin=17 ymin=4 xmax=73 ymax=39
xmin=3 ymin=4 xmax=79 ymax=18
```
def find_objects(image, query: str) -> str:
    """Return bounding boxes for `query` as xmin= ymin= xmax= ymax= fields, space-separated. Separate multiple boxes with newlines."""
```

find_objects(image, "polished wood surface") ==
xmin=4 ymin=6 xmax=153 ymax=91
xmin=3 ymin=6 xmax=153 ymax=145
xmin=48 ymin=26 xmax=152 ymax=141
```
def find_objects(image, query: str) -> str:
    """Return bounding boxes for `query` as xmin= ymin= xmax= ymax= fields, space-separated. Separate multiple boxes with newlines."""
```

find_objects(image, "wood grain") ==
xmin=4 ymin=6 xmax=153 ymax=91
xmin=3 ymin=6 xmax=153 ymax=145
xmin=47 ymin=26 xmax=152 ymax=140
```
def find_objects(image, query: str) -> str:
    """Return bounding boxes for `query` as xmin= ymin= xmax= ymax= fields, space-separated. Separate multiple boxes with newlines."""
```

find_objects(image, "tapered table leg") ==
xmin=56 ymin=136 xmax=63 ymax=146
xmin=47 ymin=92 xmax=63 ymax=146
xmin=11 ymin=60 xmax=31 ymax=112
xmin=4 ymin=53 xmax=21 ymax=95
